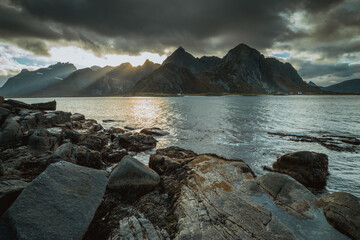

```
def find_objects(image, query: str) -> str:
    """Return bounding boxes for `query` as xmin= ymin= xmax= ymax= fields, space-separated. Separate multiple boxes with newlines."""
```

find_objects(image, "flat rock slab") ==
xmin=140 ymin=128 xmax=169 ymax=136
xmin=0 ymin=161 xmax=108 ymax=240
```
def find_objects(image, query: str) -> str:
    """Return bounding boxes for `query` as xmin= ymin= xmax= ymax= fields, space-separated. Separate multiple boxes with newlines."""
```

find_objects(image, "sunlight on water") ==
xmin=17 ymin=95 xmax=360 ymax=197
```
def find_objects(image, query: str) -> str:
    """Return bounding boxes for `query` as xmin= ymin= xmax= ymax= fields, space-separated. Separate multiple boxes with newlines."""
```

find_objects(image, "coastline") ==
xmin=0 ymin=98 xmax=359 ymax=240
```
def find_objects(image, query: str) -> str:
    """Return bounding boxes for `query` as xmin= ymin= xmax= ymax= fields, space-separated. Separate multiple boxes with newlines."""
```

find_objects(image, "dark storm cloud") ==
xmin=298 ymin=62 xmax=360 ymax=79
xmin=1 ymin=0 xmax=346 ymax=55
xmin=1 ymin=0 xmax=359 ymax=83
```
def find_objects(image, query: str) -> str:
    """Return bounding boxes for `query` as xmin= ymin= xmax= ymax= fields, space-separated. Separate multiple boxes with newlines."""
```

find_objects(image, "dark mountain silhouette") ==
xmin=321 ymin=79 xmax=360 ymax=93
xmin=0 ymin=62 xmax=76 ymax=97
xmin=133 ymin=44 xmax=320 ymax=95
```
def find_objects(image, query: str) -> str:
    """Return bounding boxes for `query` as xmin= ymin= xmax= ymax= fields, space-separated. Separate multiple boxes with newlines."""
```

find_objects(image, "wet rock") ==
xmin=167 ymin=154 xmax=297 ymax=240
xmin=19 ymin=111 xmax=44 ymax=132
xmin=0 ymin=117 xmax=23 ymax=149
xmin=149 ymin=154 xmax=182 ymax=174
xmin=52 ymin=142 xmax=75 ymax=161
xmin=63 ymin=129 xmax=84 ymax=144
xmin=82 ymin=119 xmax=98 ymax=129
xmin=155 ymin=146 xmax=197 ymax=159
xmin=43 ymin=111 xmax=71 ymax=127
xmin=102 ymin=145 xmax=127 ymax=163
xmin=0 ymin=161 xmax=108 ymax=240
xmin=257 ymin=172 xmax=318 ymax=219
xmin=0 ymin=160 xmax=4 ymax=176
xmin=0 ymin=107 xmax=10 ymax=125
xmin=31 ymin=100 xmax=56 ymax=111
xmin=272 ymin=151 xmax=329 ymax=189
xmin=79 ymin=134 xmax=108 ymax=151
xmin=75 ymin=146 xmax=103 ymax=169
xmin=140 ymin=127 xmax=169 ymax=136
xmin=0 ymin=180 xmax=28 ymax=217
xmin=118 ymin=133 xmax=156 ymax=152
xmin=108 ymin=156 xmax=160 ymax=194
xmin=28 ymin=128 xmax=59 ymax=153
xmin=109 ymin=214 xmax=170 ymax=240
xmin=89 ymin=124 xmax=103 ymax=132
xmin=71 ymin=113 xmax=85 ymax=121
xmin=319 ymin=192 xmax=360 ymax=240
xmin=4 ymin=99 xmax=32 ymax=110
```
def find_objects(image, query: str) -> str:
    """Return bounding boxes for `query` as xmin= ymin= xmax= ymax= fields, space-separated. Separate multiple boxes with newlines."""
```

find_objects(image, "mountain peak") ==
xmin=174 ymin=46 xmax=186 ymax=54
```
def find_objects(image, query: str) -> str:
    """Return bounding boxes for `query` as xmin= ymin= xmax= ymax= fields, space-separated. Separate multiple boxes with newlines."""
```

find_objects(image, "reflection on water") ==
xmin=18 ymin=95 xmax=360 ymax=197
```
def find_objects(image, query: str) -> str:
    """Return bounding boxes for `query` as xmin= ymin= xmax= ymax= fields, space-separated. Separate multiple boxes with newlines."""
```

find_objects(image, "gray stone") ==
xmin=0 ymin=161 xmax=108 ymax=240
xmin=31 ymin=101 xmax=56 ymax=111
xmin=118 ymin=133 xmax=157 ymax=152
xmin=63 ymin=129 xmax=84 ymax=144
xmin=0 ymin=117 xmax=23 ymax=149
xmin=272 ymin=151 xmax=329 ymax=189
xmin=79 ymin=134 xmax=107 ymax=151
xmin=108 ymin=155 xmax=160 ymax=194
xmin=0 ymin=160 xmax=4 ymax=176
xmin=43 ymin=111 xmax=71 ymax=126
xmin=0 ymin=180 xmax=28 ymax=217
xmin=71 ymin=113 xmax=85 ymax=121
xmin=28 ymin=128 xmax=58 ymax=152
xmin=0 ymin=107 xmax=10 ymax=125
xmin=140 ymin=127 xmax=169 ymax=136
xmin=74 ymin=145 xmax=103 ymax=169
xmin=319 ymin=192 xmax=360 ymax=240
xmin=4 ymin=99 xmax=32 ymax=110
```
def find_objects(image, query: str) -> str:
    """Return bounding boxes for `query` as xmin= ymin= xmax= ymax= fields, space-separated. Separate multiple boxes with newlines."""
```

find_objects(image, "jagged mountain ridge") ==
xmin=163 ymin=47 xmax=222 ymax=73
xmin=0 ymin=62 xmax=76 ymax=97
xmin=133 ymin=44 xmax=320 ymax=94
xmin=31 ymin=60 xmax=159 ymax=97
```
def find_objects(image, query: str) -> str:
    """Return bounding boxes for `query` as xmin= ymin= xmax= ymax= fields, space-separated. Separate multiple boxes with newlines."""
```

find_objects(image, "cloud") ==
xmin=0 ymin=0 xmax=359 ymax=86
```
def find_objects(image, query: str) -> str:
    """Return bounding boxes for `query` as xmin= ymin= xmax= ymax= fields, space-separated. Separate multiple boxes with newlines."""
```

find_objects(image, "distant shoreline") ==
xmin=6 ymin=92 xmax=360 ymax=98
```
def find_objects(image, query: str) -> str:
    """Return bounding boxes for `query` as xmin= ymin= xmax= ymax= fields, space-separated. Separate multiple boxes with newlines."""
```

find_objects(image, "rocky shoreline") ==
xmin=0 ymin=97 xmax=359 ymax=240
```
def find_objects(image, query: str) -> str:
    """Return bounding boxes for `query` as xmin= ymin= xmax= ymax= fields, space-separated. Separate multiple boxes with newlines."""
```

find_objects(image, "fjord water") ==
xmin=19 ymin=95 xmax=360 ymax=197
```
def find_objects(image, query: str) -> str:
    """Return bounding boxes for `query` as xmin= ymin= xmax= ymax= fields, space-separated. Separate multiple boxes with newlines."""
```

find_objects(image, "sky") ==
xmin=0 ymin=0 xmax=359 ymax=87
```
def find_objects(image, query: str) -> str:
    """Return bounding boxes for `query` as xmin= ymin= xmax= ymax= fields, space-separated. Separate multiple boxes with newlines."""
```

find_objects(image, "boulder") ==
xmin=0 ymin=160 xmax=4 ymax=176
xmin=0 ymin=161 xmax=108 ymax=240
xmin=319 ymin=192 xmax=360 ymax=240
xmin=71 ymin=113 xmax=85 ymax=121
xmin=4 ymin=99 xmax=32 ymax=110
xmin=63 ymin=129 xmax=84 ymax=144
xmin=79 ymin=134 xmax=108 ymax=151
xmin=149 ymin=154 xmax=182 ymax=174
xmin=272 ymin=151 xmax=329 ymax=188
xmin=0 ymin=117 xmax=23 ymax=149
xmin=0 ymin=107 xmax=10 ymax=125
xmin=52 ymin=142 xmax=74 ymax=161
xmin=89 ymin=124 xmax=103 ymax=132
xmin=74 ymin=146 xmax=103 ymax=169
xmin=118 ymin=133 xmax=157 ymax=152
xmin=43 ymin=111 xmax=71 ymax=127
xmin=28 ymin=128 xmax=59 ymax=152
xmin=31 ymin=101 xmax=56 ymax=111
xmin=19 ymin=111 xmax=44 ymax=132
xmin=140 ymin=127 xmax=169 ymax=136
xmin=0 ymin=180 xmax=28 ymax=217
xmin=155 ymin=146 xmax=197 ymax=159
xmin=108 ymin=155 xmax=160 ymax=194
xmin=102 ymin=146 xmax=127 ymax=163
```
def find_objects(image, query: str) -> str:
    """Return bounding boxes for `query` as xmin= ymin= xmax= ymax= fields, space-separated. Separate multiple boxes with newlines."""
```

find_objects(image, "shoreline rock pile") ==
xmin=0 ymin=97 xmax=359 ymax=240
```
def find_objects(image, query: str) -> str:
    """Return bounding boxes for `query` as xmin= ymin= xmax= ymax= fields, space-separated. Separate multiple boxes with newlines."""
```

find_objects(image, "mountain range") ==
xmin=0 ymin=44 xmax=326 ymax=97
xmin=308 ymin=79 xmax=360 ymax=93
